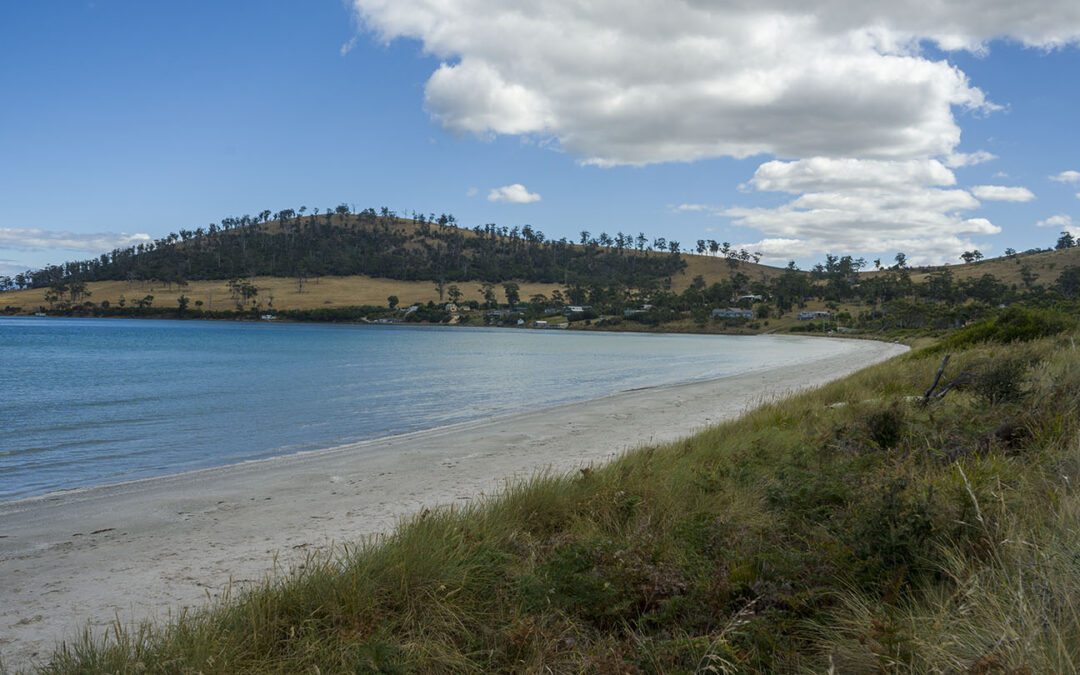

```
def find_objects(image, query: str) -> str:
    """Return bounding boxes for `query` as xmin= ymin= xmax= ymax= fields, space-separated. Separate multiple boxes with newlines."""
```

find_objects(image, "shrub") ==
xmin=973 ymin=356 xmax=1031 ymax=404
xmin=863 ymin=404 xmax=905 ymax=450
xmin=935 ymin=307 xmax=1073 ymax=352
xmin=846 ymin=479 xmax=936 ymax=579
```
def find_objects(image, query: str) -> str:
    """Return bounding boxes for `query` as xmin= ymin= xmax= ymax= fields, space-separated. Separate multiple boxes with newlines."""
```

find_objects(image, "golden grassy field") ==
xmin=881 ymin=245 xmax=1080 ymax=286
xmin=0 ymin=276 xmax=571 ymax=313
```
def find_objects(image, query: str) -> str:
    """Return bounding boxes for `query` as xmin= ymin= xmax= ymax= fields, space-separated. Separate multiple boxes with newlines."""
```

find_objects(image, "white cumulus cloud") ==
xmin=748 ymin=158 xmax=956 ymax=193
xmin=1036 ymin=214 xmax=1080 ymax=238
xmin=347 ymin=0 xmax=1080 ymax=167
xmin=487 ymin=183 xmax=541 ymax=203
xmin=971 ymin=185 xmax=1036 ymax=202
xmin=349 ymin=0 xmax=1080 ymax=259
xmin=723 ymin=157 xmax=998 ymax=263
xmin=1036 ymin=214 xmax=1074 ymax=228
xmin=348 ymin=1 xmax=1040 ymax=165
xmin=1051 ymin=170 xmax=1080 ymax=184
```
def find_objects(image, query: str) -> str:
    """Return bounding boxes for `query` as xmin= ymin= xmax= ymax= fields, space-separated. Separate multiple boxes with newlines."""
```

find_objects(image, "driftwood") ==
xmin=921 ymin=353 xmax=977 ymax=405
xmin=923 ymin=355 xmax=951 ymax=401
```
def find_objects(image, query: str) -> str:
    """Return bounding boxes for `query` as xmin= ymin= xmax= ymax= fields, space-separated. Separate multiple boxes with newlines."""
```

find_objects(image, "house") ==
xmin=712 ymin=307 xmax=754 ymax=319
xmin=798 ymin=310 xmax=832 ymax=321
xmin=737 ymin=294 xmax=764 ymax=303
xmin=623 ymin=304 xmax=653 ymax=317
xmin=534 ymin=320 xmax=548 ymax=328
xmin=564 ymin=305 xmax=592 ymax=315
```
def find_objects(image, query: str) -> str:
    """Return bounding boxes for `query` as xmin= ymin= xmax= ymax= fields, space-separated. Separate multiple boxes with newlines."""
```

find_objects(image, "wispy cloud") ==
xmin=340 ymin=36 xmax=359 ymax=56
xmin=0 ymin=259 xmax=28 ymax=276
xmin=0 ymin=228 xmax=151 ymax=252
xmin=487 ymin=183 xmax=541 ymax=204
xmin=971 ymin=185 xmax=1036 ymax=202
xmin=944 ymin=151 xmax=997 ymax=168
xmin=672 ymin=203 xmax=725 ymax=215
xmin=1050 ymin=170 xmax=1080 ymax=184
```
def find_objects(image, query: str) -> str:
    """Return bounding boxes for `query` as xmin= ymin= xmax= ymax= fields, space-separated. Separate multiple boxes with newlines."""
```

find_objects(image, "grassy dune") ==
xmin=24 ymin=312 xmax=1080 ymax=673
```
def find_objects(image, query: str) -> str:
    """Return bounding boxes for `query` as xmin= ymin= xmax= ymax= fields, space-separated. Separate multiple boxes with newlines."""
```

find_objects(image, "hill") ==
xmin=901 ymin=246 xmax=1080 ymax=287
xmin=8 ymin=210 xmax=687 ymax=292
xmin=4 ymin=206 xmax=1080 ymax=339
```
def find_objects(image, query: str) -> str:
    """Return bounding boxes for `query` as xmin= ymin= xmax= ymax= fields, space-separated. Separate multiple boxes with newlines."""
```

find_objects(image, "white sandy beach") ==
xmin=0 ymin=337 xmax=907 ymax=670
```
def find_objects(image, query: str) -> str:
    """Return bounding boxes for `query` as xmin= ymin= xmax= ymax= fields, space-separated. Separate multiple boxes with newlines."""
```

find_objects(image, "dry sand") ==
xmin=0 ymin=337 xmax=907 ymax=670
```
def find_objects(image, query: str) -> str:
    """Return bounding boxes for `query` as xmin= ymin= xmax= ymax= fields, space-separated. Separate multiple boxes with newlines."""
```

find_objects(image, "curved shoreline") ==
xmin=2 ymin=323 xmax=859 ymax=504
xmin=0 ymin=337 xmax=907 ymax=669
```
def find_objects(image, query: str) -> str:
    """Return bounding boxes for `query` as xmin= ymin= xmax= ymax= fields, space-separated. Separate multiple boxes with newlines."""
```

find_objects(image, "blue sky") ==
xmin=2 ymin=1 xmax=1079 ymax=277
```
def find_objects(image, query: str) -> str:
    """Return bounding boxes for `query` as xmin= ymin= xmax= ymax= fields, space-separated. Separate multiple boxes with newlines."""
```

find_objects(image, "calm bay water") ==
xmin=0 ymin=317 xmax=848 ymax=500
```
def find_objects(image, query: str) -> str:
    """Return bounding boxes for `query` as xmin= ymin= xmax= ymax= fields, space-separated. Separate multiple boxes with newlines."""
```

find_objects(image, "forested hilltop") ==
xmin=6 ymin=206 xmax=686 ymax=290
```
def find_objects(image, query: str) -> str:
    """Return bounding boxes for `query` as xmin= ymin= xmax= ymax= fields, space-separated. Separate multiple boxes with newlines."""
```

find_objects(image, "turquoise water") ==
xmin=0 ymin=317 xmax=848 ymax=500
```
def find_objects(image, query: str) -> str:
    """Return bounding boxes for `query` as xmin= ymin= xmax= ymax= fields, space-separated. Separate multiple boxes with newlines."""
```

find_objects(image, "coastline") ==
xmin=0 ymin=337 xmax=907 ymax=669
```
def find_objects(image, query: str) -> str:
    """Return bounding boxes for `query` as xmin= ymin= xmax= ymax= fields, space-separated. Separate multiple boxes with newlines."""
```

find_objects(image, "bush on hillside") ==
xmin=973 ymin=355 xmax=1033 ymax=405
xmin=933 ymin=306 xmax=1073 ymax=352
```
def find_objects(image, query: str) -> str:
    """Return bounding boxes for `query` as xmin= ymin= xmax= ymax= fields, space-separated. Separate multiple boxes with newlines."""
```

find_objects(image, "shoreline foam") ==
xmin=0 ymin=337 xmax=907 ymax=669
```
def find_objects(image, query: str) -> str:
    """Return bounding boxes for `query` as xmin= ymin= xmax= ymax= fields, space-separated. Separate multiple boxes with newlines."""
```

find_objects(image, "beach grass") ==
xmin=27 ymin=319 xmax=1080 ymax=673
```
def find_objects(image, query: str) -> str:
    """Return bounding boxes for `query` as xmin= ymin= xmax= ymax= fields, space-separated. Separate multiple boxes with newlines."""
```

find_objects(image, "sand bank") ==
xmin=0 ymin=337 xmax=907 ymax=669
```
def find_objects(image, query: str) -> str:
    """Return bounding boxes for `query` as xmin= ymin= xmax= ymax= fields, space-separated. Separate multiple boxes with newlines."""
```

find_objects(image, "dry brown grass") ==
xmin=674 ymin=253 xmax=784 ymax=291
xmin=0 ymin=276 xmax=568 ymax=312
xmin=867 ymin=246 xmax=1080 ymax=286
